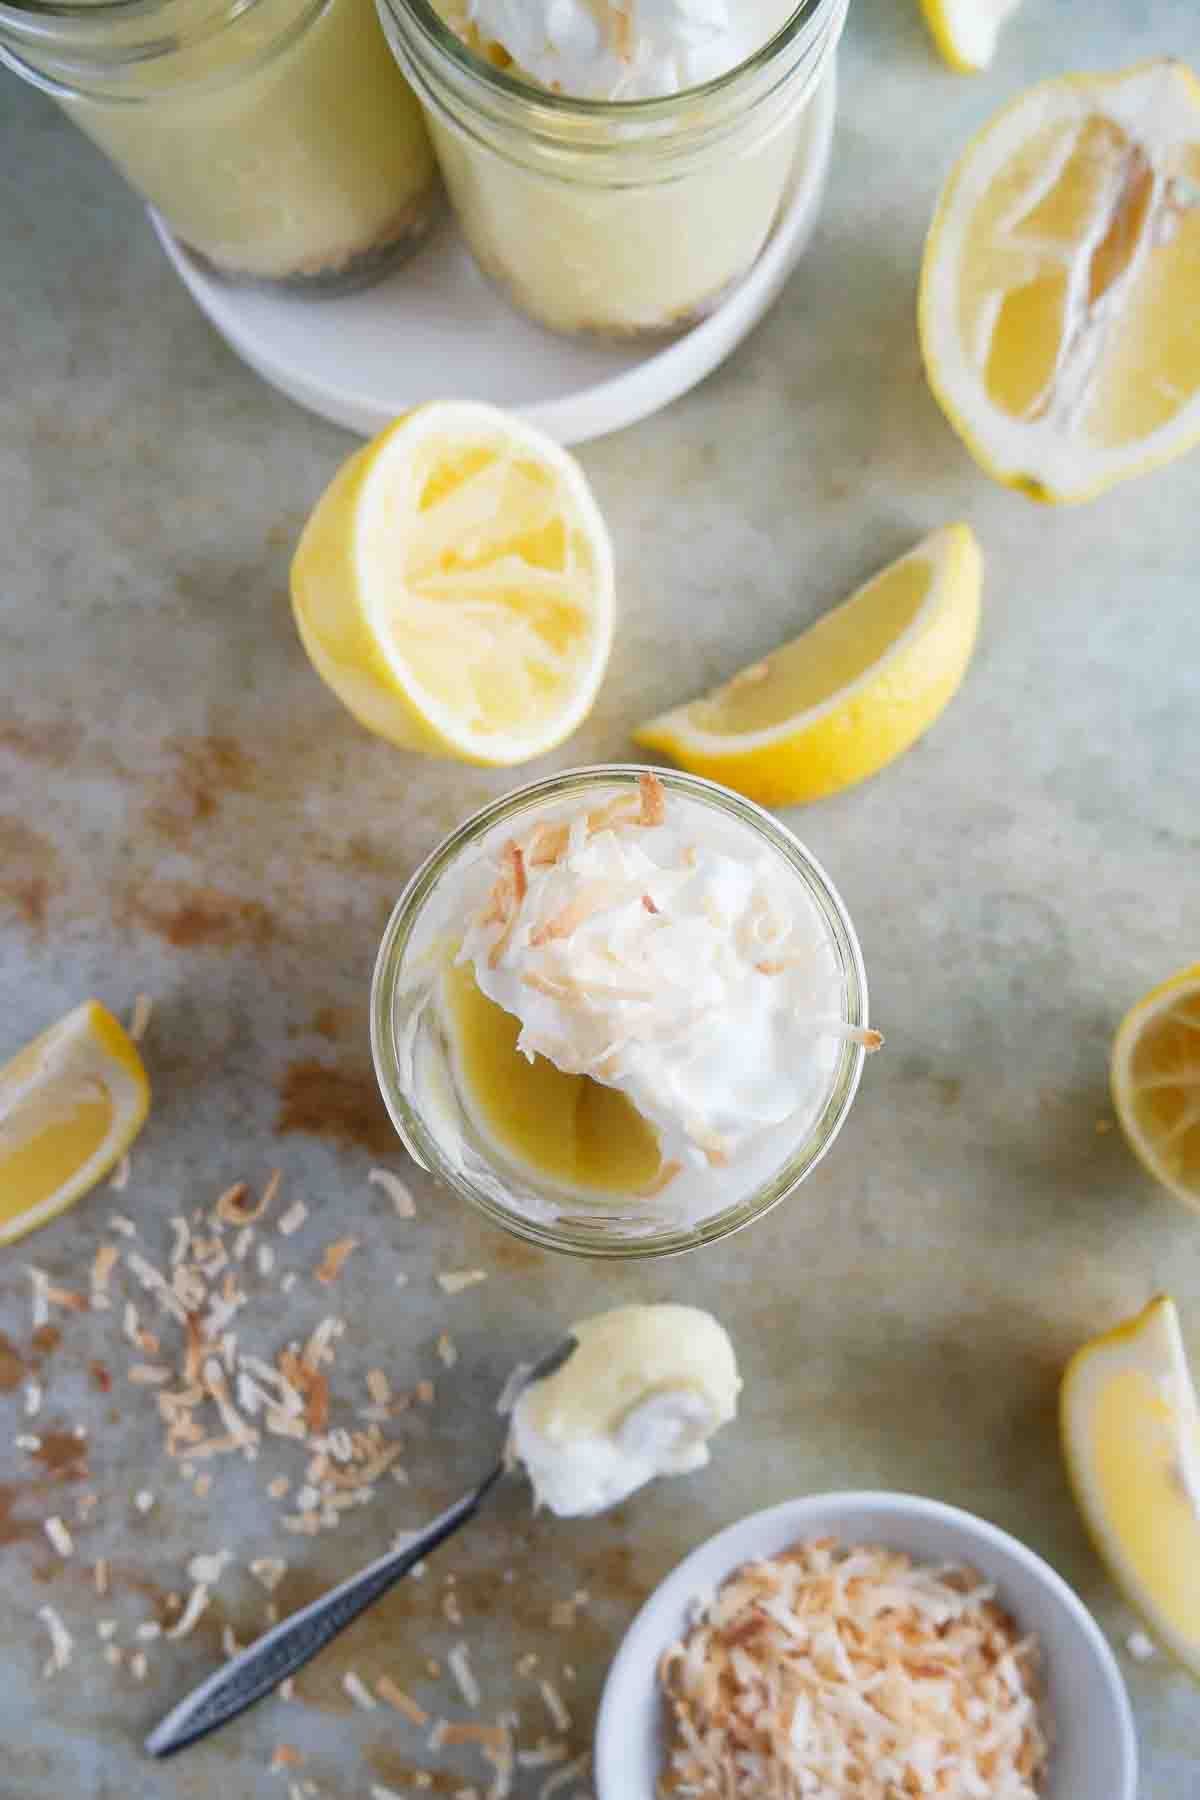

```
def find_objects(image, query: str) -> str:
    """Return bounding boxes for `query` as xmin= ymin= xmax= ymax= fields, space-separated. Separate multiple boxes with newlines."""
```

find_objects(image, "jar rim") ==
xmin=377 ymin=0 xmax=837 ymax=121
xmin=369 ymin=764 xmax=869 ymax=1260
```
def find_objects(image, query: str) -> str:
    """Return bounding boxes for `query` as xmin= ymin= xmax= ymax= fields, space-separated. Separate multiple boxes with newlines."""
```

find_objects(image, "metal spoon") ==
xmin=145 ymin=1335 xmax=577 ymax=1758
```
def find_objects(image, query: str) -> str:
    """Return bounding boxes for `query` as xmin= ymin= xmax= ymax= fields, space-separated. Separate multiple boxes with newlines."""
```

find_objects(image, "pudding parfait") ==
xmin=371 ymin=766 xmax=874 ymax=1256
xmin=375 ymin=0 xmax=848 ymax=336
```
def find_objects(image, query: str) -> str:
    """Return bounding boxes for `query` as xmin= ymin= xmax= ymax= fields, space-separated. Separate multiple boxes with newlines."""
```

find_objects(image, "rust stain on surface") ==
xmin=0 ymin=818 xmax=62 ymax=930
xmin=129 ymin=882 xmax=277 ymax=950
xmin=0 ymin=1333 xmax=23 ymax=1392
xmin=143 ymin=734 xmax=256 ymax=846
xmin=0 ymin=718 xmax=82 ymax=766
xmin=277 ymin=1059 xmax=396 ymax=1155
xmin=32 ymin=1431 xmax=90 ymax=1481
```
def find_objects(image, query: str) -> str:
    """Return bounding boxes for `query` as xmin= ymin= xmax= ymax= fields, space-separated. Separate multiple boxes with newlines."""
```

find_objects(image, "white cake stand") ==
xmin=151 ymin=68 xmax=836 ymax=445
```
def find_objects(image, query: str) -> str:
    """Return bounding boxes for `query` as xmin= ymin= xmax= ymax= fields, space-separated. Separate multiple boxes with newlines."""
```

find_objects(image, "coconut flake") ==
xmin=437 ymin=1270 xmax=487 ymax=1296
xmin=343 ymin=1669 xmax=378 ymax=1711
xmin=368 ymin=1168 xmax=416 ymax=1217
xmin=448 ymin=1641 xmax=481 ymax=1708
xmin=38 ymin=1606 xmax=74 ymax=1677
xmin=44 ymin=1517 xmax=74 ymax=1557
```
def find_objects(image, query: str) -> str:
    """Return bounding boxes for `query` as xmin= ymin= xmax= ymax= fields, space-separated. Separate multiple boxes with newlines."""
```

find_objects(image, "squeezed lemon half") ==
xmin=1111 ymin=962 xmax=1200 ymax=1213
xmin=634 ymin=524 xmax=981 ymax=807
xmin=1061 ymin=1295 xmax=1200 ymax=1676
xmin=920 ymin=59 xmax=1200 ymax=502
xmin=290 ymin=402 xmax=615 ymax=766
xmin=0 ymin=1001 xmax=150 ymax=1245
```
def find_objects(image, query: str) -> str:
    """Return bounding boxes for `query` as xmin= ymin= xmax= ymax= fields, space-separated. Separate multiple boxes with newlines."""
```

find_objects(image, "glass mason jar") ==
xmin=371 ymin=766 xmax=869 ymax=1259
xmin=374 ymin=0 xmax=847 ymax=337
xmin=0 ymin=0 xmax=440 ymax=289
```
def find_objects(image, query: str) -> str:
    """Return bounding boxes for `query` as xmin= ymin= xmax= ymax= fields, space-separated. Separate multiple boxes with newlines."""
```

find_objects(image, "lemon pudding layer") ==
xmin=373 ymin=768 xmax=872 ymax=1248
xmin=379 ymin=0 xmax=846 ymax=336
xmin=508 ymin=1304 xmax=741 ymax=1515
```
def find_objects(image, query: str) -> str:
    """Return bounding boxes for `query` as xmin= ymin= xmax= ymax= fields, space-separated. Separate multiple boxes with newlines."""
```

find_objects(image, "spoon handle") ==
xmin=145 ymin=1463 xmax=504 ymax=1758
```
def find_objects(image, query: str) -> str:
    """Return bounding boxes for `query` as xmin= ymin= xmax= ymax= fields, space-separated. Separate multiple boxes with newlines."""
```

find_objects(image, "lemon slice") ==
xmin=920 ymin=59 xmax=1200 ymax=503
xmin=634 ymin=524 xmax=981 ymax=807
xmin=290 ymin=402 xmax=614 ymax=766
xmin=918 ymin=0 xmax=1021 ymax=73
xmin=1061 ymin=1295 xmax=1200 ymax=1674
xmin=1111 ymin=962 xmax=1200 ymax=1212
xmin=0 ymin=1002 xmax=150 ymax=1245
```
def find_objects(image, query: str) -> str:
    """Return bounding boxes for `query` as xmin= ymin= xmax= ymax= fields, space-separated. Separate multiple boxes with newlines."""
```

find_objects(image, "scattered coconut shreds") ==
xmin=314 ymin=1238 xmax=358 ymax=1285
xmin=130 ymin=1651 xmax=149 ymax=1682
xmin=189 ymin=1548 xmax=234 ymax=1586
xmin=29 ymin=1267 xmax=88 ymax=1317
xmin=278 ymin=1201 xmax=308 ymax=1237
xmin=91 ymin=1243 xmax=120 ymax=1299
xmin=104 ymin=1646 xmax=124 ymax=1668
xmin=281 ymin=1272 xmax=298 ymax=1294
xmin=376 ymin=1677 xmax=428 ymax=1725
xmin=538 ymin=1753 xmax=590 ymax=1800
xmin=658 ymin=1538 xmax=1050 ymax=1800
xmin=137 ymin=1621 xmax=162 ymax=1642
xmin=44 ymin=1517 xmax=74 ymax=1557
xmin=258 ymin=1244 xmax=276 ymax=1277
xmin=25 ymin=1381 xmax=42 ymax=1418
xmin=449 ymin=1641 xmax=481 ymax=1709
xmin=268 ymin=1476 xmax=291 ymax=1500
xmin=279 ymin=1677 xmax=297 ymax=1702
xmin=109 ymin=1212 xmax=137 ymax=1237
xmin=437 ymin=1333 xmax=458 ymax=1369
xmin=38 ymin=1606 xmax=74 ymax=1677
xmin=371 ymin=1787 xmax=406 ymax=1800
xmin=166 ymin=1584 xmax=211 ymax=1640
xmin=94 ymin=1559 xmax=109 ymax=1597
xmin=128 ymin=992 xmax=154 ymax=1042
xmin=366 ymin=1368 xmax=392 ymax=1407
xmin=110 ymin=1154 xmax=132 ymax=1192
xmin=250 ymin=1557 xmax=288 ymax=1593
xmin=134 ymin=1490 xmax=156 ymax=1514
xmin=539 ymin=1679 xmax=570 ymax=1734
xmin=437 ymin=1270 xmax=488 ymax=1296
xmin=1127 ymin=1630 xmax=1157 ymax=1662
xmin=343 ymin=1669 xmax=378 ymax=1711
xmin=97 ymin=1620 xmax=118 ymax=1641
xmin=368 ymin=1168 xmax=417 ymax=1218
xmin=518 ymin=1744 xmax=568 ymax=1770
xmin=15 ymin=1433 xmax=39 ymax=1452
xmin=128 ymin=1363 xmax=172 ymax=1386
xmin=517 ymin=1654 xmax=540 ymax=1678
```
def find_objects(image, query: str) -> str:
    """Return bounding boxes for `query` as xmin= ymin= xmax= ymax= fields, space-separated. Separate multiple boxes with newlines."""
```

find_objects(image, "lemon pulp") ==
xmin=441 ymin=960 xmax=663 ymax=1193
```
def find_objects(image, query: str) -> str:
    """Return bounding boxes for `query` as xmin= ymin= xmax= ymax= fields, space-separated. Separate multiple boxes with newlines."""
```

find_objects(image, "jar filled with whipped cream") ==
xmin=0 ymin=0 xmax=438 ymax=289
xmin=375 ymin=0 xmax=847 ymax=336
xmin=371 ymin=766 xmax=873 ymax=1258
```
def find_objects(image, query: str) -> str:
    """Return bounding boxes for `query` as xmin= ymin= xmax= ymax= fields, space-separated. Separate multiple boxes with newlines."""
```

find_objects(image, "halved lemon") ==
xmin=1111 ymin=962 xmax=1200 ymax=1212
xmin=919 ymin=0 xmax=1021 ymax=73
xmin=920 ymin=59 xmax=1200 ymax=502
xmin=0 ymin=1002 xmax=150 ymax=1245
xmin=634 ymin=524 xmax=981 ymax=807
xmin=1061 ymin=1295 xmax=1200 ymax=1676
xmin=290 ymin=402 xmax=615 ymax=766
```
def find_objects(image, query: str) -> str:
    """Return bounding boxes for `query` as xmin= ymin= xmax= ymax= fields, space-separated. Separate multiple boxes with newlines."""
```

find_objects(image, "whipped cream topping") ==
xmin=459 ymin=776 xmax=874 ymax=1183
xmin=461 ymin=0 xmax=746 ymax=99
xmin=508 ymin=1303 xmax=740 ymax=1515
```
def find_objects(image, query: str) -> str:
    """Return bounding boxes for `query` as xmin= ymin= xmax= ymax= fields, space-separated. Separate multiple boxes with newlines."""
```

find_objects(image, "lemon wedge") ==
xmin=1061 ymin=1295 xmax=1200 ymax=1675
xmin=290 ymin=402 xmax=614 ymax=766
xmin=634 ymin=524 xmax=981 ymax=807
xmin=918 ymin=0 xmax=1021 ymax=73
xmin=0 ymin=1002 xmax=150 ymax=1245
xmin=1111 ymin=962 xmax=1200 ymax=1213
xmin=920 ymin=59 xmax=1200 ymax=503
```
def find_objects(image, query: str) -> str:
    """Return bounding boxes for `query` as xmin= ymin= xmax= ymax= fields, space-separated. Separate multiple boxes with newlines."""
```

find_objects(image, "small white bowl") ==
xmin=595 ymin=1490 xmax=1137 ymax=1800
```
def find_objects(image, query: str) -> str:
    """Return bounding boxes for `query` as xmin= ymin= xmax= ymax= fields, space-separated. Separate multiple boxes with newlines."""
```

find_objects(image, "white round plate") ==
xmin=595 ymin=1490 xmax=1138 ymax=1800
xmin=150 ymin=68 xmax=836 ymax=445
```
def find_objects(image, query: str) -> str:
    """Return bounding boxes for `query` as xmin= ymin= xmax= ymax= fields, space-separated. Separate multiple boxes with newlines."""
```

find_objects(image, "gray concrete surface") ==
xmin=2 ymin=0 xmax=1199 ymax=1792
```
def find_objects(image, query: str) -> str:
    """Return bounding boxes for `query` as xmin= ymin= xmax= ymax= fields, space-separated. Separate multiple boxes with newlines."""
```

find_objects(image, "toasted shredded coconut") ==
xmin=315 ymin=1238 xmax=358 ymax=1284
xmin=128 ymin=992 xmax=154 ymax=1041
xmin=94 ymin=1559 xmax=109 ymax=1597
xmin=368 ymin=1169 xmax=416 ymax=1217
xmin=376 ymin=1677 xmax=428 ymax=1724
xmin=189 ymin=1549 xmax=234 ymax=1585
xmin=25 ymin=1380 xmax=42 ymax=1418
xmin=437 ymin=1270 xmax=487 ymax=1295
xmin=166 ymin=1584 xmax=211 ymax=1640
xmin=134 ymin=1489 xmax=156 ymax=1514
xmin=130 ymin=1650 xmax=149 ymax=1682
xmin=343 ymin=1669 xmax=378 ymax=1710
xmin=109 ymin=1213 xmax=137 ymax=1237
xmin=250 ymin=1557 xmax=288 ymax=1592
xmin=658 ymin=1539 xmax=1049 ymax=1799
xmin=538 ymin=1679 xmax=570 ymax=1733
xmin=38 ymin=1606 xmax=74 ymax=1677
xmin=278 ymin=1201 xmax=308 ymax=1236
xmin=437 ymin=1333 xmax=458 ymax=1369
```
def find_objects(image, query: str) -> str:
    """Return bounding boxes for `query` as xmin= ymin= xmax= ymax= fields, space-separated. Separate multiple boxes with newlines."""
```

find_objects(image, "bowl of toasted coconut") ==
xmin=595 ymin=1490 xmax=1137 ymax=1800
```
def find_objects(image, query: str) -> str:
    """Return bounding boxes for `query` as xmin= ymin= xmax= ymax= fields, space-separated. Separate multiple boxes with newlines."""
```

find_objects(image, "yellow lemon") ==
xmin=1061 ymin=1296 xmax=1200 ymax=1676
xmin=634 ymin=524 xmax=981 ymax=807
xmin=290 ymin=402 xmax=614 ymax=766
xmin=918 ymin=0 xmax=1021 ymax=73
xmin=920 ymin=59 xmax=1200 ymax=502
xmin=1111 ymin=962 xmax=1200 ymax=1212
xmin=0 ymin=1001 xmax=150 ymax=1245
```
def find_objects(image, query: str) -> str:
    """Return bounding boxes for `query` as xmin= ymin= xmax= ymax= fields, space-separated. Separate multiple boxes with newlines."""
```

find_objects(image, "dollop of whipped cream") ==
xmin=462 ymin=0 xmax=739 ymax=99
xmin=459 ymin=775 xmax=872 ymax=1181
xmin=508 ymin=1304 xmax=741 ymax=1516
